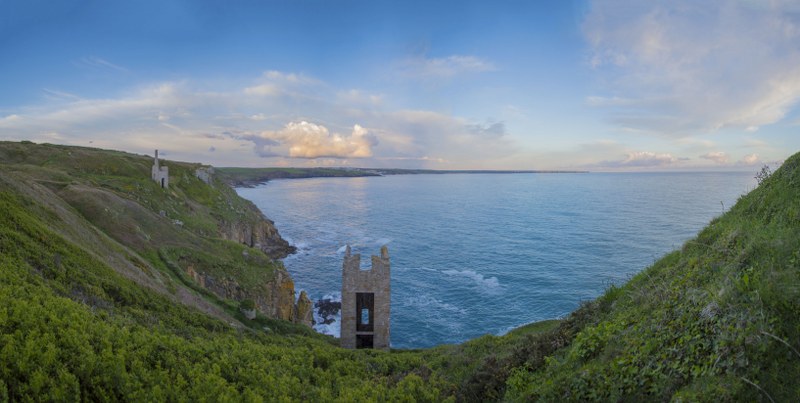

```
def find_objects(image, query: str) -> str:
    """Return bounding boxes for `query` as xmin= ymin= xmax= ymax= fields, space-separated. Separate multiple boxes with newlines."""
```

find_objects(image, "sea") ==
xmin=236 ymin=172 xmax=757 ymax=349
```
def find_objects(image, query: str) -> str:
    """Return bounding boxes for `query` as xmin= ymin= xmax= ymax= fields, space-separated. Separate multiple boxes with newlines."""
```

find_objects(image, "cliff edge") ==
xmin=0 ymin=141 xmax=304 ymax=326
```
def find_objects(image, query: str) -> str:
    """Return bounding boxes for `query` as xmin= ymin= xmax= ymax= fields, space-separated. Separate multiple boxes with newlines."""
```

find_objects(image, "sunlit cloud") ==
xmin=584 ymin=0 xmax=800 ymax=135
xmin=242 ymin=121 xmax=378 ymax=159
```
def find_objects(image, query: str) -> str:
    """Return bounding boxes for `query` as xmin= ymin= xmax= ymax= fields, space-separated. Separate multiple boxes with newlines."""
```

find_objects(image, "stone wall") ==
xmin=340 ymin=245 xmax=391 ymax=349
xmin=151 ymin=150 xmax=169 ymax=189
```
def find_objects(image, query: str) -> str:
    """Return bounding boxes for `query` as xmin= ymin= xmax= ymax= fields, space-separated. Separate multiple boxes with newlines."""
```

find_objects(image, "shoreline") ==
xmin=218 ymin=167 xmax=589 ymax=187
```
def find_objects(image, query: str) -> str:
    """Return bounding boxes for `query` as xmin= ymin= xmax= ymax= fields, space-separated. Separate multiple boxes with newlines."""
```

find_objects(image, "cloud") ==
xmin=465 ymin=121 xmax=506 ymax=138
xmin=0 ymin=70 xmax=519 ymax=168
xmin=402 ymin=55 xmax=495 ymax=78
xmin=740 ymin=153 xmax=760 ymax=165
xmin=243 ymin=70 xmax=321 ymax=98
xmin=700 ymin=151 xmax=729 ymax=164
xmin=243 ymin=84 xmax=280 ymax=97
xmin=243 ymin=121 xmax=378 ymax=159
xmin=1 ymin=114 xmax=22 ymax=123
xmin=597 ymin=151 xmax=679 ymax=168
xmin=0 ymin=83 xmax=185 ymax=131
xmin=584 ymin=0 xmax=800 ymax=135
xmin=77 ymin=56 xmax=129 ymax=73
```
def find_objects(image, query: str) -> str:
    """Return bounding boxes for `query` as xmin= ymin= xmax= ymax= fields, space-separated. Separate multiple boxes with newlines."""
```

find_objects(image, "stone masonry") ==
xmin=341 ymin=245 xmax=391 ymax=349
xmin=151 ymin=149 xmax=169 ymax=189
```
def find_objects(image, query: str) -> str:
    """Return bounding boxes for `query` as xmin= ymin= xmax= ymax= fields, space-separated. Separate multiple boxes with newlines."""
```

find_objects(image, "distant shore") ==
xmin=216 ymin=167 xmax=589 ymax=187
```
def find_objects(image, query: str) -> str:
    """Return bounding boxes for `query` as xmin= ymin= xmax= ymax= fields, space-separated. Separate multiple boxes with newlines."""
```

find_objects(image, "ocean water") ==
xmin=236 ymin=172 xmax=756 ymax=348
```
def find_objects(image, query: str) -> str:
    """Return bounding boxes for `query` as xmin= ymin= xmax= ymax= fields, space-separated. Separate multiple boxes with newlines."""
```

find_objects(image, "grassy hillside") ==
xmin=1 ymin=141 xmax=798 ymax=401
xmin=0 ymin=141 xmax=300 ymax=324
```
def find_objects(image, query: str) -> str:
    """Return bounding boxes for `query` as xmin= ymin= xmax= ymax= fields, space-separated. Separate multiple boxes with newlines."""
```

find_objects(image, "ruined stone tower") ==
xmin=151 ymin=149 xmax=169 ymax=189
xmin=341 ymin=245 xmax=390 ymax=349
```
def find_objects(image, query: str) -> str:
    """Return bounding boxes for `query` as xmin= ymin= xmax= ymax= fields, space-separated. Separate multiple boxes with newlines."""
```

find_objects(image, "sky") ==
xmin=1 ymin=0 xmax=799 ymax=170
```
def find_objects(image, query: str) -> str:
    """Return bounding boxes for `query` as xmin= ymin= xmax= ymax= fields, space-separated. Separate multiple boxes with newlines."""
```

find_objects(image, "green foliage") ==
xmin=0 ymin=187 xmax=454 ymax=401
xmin=239 ymin=299 xmax=256 ymax=310
xmin=215 ymin=167 xmax=380 ymax=186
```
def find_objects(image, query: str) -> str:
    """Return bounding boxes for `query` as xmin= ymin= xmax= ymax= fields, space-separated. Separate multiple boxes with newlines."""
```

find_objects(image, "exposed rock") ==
xmin=241 ymin=308 xmax=256 ymax=320
xmin=219 ymin=218 xmax=296 ymax=260
xmin=295 ymin=291 xmax=315 ymax=327
xmin=315 ymin=299 xmax=342 ymax=325
xmin=267 ymin=270 xmax=296 ymax=321
xmin=185 ymin=265 xmax=300 ymax=323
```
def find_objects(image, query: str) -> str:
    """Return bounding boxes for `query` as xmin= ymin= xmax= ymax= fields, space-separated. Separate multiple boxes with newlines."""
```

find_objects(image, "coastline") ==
xmin=217 ymin=167 xmax=589 ymax=187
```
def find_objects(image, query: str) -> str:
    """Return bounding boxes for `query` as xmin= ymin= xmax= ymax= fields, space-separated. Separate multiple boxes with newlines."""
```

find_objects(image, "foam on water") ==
xmin=441 ymin=269 xmax=502 ymax=293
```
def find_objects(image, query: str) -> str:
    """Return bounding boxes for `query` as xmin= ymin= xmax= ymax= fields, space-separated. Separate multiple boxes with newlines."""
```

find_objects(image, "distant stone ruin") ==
xmin=341 ymin=245 xmax=391 ymax=349
xmin=151 ymin=149 xmax=169 ymax=189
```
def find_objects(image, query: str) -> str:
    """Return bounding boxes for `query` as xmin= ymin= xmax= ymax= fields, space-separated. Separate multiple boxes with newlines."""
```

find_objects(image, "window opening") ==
xmin=356 ymin=292 xmax=374 ymax=332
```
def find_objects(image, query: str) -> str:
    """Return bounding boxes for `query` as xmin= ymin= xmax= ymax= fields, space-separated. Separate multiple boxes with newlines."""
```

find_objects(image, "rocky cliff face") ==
xmin=295 ymin=291 xmax=314 ymax=327
xmin=219 ymin=216 xmax=296 ymax=260
xmin=186 ymin=265 xmax=309 ymax=325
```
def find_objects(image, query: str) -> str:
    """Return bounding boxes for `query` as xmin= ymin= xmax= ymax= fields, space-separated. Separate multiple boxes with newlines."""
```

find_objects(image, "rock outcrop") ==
xmin=219 ymin=217 xmax=296 ymax=260
xmin=295 ymin=291 xmax=314 ymax=327
xmin=315 ymin=299 xmax=341 ymax=325
xmin=185 ymin=265 xmax=309 ymax=325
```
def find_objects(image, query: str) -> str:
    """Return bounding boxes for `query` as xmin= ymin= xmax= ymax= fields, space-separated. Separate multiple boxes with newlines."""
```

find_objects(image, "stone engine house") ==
xmin=151 ymin=149 xmax=169 ymax=189
xmin=341 ymin=245 xmax=391 ymax=349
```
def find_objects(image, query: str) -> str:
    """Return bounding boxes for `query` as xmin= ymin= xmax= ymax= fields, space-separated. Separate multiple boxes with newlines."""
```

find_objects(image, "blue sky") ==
xmin=1 ymin=0 xmax=799 ymax=170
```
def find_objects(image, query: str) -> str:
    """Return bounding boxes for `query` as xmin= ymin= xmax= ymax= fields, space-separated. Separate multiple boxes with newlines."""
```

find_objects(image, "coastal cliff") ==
xmin=219 ymin=216 xmax=295 ymax=260
xmin=0 ymin=141 xmax=306 ymax=327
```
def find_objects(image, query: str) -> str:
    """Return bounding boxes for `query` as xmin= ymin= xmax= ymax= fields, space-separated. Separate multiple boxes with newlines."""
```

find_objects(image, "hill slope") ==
xmin=1 ymin=141 xmax=798 ymax=401
xmin=490 ymin=156 xmax=800 ymax=401
xmin=0 ymin=141 xmax=306 ymax=325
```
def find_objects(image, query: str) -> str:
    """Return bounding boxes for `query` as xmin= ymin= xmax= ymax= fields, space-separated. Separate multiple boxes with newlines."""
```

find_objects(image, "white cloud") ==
xmin=584 ymin=0 xmax=800 ymax=135
xmin=243 ymin=84 xmax=280 ymax=96
xmin=0 ymin=114 xmax=22 ymax=124
xmin=596 ymin=151 xmax=679 ymax=168
xmin=76 ymin=56 xmax=129 ymax=73
xmin=740 ymin=153 xmax=760 ymax=165
xmin=402 ymin=55 xmax=495 ymax=78
xmin=700 ymin=151 xmax=729 ymax=164
xmin=261 ymin=70 xmax=318 ymax=85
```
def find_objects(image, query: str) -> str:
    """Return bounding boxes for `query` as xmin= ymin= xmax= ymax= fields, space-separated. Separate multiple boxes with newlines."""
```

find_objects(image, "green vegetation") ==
xmin=216 ymin=167 xmax=381 ymax=187
xmin=215 ymin=166 xmax=587 ymax=187
xmin=1 ymin=140 xmax=798 ymax=400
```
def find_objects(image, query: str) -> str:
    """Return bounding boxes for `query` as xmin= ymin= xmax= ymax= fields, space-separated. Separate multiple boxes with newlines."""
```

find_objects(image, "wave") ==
xmin=441 ymin=269 xmax=502 ymax=292
xmin=314 ymin=321 xmax=340 ymax=338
